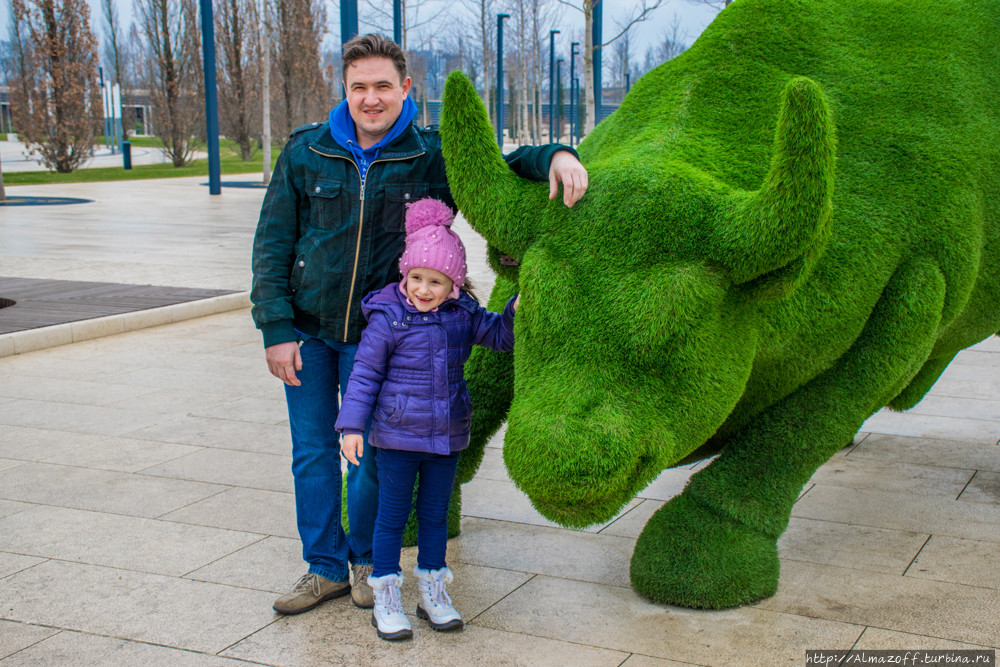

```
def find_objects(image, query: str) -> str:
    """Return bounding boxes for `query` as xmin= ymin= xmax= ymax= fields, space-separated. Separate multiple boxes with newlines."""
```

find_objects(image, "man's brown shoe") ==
xmin=273 ymin=573 xmax=350 ymax=615
xmin=350 ymin=563 xmax=375 ymax=608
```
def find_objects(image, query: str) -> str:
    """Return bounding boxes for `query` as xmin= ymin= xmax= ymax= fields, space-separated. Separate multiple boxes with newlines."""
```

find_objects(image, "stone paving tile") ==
xmin=0 ymin=428 xmax=105 ymax=461
xmin=474 ymin=446 xmax=512 ymax=482
xmin=0 ymin=631 xmax=263 ymax=667
xmin=140 ymin=447 xmax=294 ymax=493
xmin=160 ymin=487 xmax=297 ymax=538
xmin=905 ymin=534 xmax=1000 ymax=590
xmin=0 ymin=376 xmax=161 ymax=408
xmin=449 ymin=517 xmax=635 ymax=588
xmin=0 ymin=462 xmax=228 ymax=518
xmin=619 ymin=656 xmax=705 ymax=667
xmin=792 ymin=485 xmax=1000 ymax=543
xmin=0 ymin=552 xmax=46 ymax=579
xmin=0 ymin=560 xmax=277 ymax=654
xmin=636 ymin=467 xmax=694 ymax=502
xmin=222 ymin=603 xmax=628 ymax=667
xmin=952 ymin=350 xmax=1000 ymax=367
xmin=0 ymin=356 xmax=144 ymax=382
xmin=958 ymin=471 xmax=1000 ymax=505
xmin=854 ymin=626 xmax=998 ymax=650
xmin=0 ymin=458 xmax=26 ymax=473
xmin=192 ymin=397 xmax=291 ymax=425
xmin=0 ymin=499 xmax=36 ymax=519
xmin=473 ymin=575 xmax=863 ymax=665
xmin=185 ymin=536 xmax=305 ymax=593
xmin=598 ymin=499 xmax=665 ymax=539
xmin=397 ymin=555 xmax=534 ymax=620
xmin=777 ymin=517 xmax=928 ymax=575
xmin=849 ymin=433 xmax=1000 ymax=472
xmin=808 ymin=456 xmax=974 ymax=497
xmin=0 ymin=622 xmax=60 ymax=661
xmin=906 ymin=395 xmax=1000 ymax=422
xmin=103 ymin=366 xmax=275 ymax=395
xmin=0 ymin=505 xmax=263 ymax=576
xmin=928 ymin=379 xmax=1000 ymax=402
xmin=107 ymin=388 xmax=239 ymax=415
xmin=0 ymin=400 xmax=169 ymax=437
xmin=40 ymin=437 xmax=201 ymax=473
xmin=462 ymin=476 xmax=642 ymax=532
xmin=124 ymin=415 xmax=291 ymax=455
xmin=860 ymin=410 xmax=1000 ymax=444
xmin=970 ymin=338 xmax=1000 ymax=353
xmin=756 ymin=560 xmax=1000 ymax=647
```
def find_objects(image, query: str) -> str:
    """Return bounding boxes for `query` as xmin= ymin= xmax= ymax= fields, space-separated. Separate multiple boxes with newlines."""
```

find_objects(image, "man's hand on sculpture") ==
xmin=342 ymin=433 xmax=364 ymax=465
xmin=549 ymin=151 xmax=589 ymax=208
xmin=266 ymin=341 xmax=303 ymax=386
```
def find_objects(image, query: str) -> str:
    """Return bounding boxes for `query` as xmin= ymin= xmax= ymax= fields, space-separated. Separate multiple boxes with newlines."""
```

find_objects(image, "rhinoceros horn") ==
xmin=716 ymin=77 xmax=837 ymax=287
xmin=440 ymin=71 xmax=549 ymax=259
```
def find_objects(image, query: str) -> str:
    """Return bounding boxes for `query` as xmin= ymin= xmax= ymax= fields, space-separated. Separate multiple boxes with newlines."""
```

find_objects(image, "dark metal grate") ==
xmin=0 ymin=298 xmax=15 ymax=309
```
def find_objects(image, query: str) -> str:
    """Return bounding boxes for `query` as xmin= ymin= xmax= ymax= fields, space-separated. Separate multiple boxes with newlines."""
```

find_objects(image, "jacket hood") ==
xmin=328 ymin=97 xmax=419 ymax=165
xmin=361 ymin=282 xmax=479 ymax=322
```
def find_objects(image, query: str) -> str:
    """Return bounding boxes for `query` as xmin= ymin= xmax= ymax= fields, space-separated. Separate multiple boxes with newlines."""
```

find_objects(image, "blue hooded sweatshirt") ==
xmin=328 ymin=95 xmax=418 ymax=182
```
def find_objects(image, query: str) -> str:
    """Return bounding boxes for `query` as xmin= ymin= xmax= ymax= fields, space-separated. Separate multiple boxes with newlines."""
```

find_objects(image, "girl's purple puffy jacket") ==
xmin=334 ymin=283 xmax=516 ymax=456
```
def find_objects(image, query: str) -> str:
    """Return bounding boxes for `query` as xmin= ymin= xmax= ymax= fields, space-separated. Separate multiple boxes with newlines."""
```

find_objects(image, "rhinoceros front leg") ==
xmin=631 ymin=260 xmax=947 ymax=608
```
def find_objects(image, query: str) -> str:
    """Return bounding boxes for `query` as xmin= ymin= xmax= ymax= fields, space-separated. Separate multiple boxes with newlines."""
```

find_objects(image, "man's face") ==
xmin=345 ymin=57 xmax=411 ymax=147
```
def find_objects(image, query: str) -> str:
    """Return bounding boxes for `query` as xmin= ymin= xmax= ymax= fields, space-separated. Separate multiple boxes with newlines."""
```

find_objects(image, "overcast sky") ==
xmin=2 ymin=0 xmax=722 ymax=79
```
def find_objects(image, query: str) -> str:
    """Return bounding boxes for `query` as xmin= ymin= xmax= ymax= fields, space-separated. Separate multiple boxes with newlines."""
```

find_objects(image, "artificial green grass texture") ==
xmin=440 ymin=0 xmax=1000 ymax=609
xmin=4 ymin=140 xmax=278 ymax=185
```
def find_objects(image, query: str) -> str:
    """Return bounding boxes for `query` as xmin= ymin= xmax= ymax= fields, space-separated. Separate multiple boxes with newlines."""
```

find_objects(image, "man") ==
xmin=251 ymin=33 xmax=588 ymax=615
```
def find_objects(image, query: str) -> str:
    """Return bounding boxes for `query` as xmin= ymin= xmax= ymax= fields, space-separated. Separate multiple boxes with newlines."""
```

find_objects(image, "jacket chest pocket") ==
xmin=305 ymin=180 xmax=348 ymax=232
xmin=383 ymin=184 xmax=428 ymax=232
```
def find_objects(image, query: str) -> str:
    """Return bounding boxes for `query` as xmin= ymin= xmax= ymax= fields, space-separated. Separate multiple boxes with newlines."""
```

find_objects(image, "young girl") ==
xmin=335 ymin=197 xmax=519 ymax=641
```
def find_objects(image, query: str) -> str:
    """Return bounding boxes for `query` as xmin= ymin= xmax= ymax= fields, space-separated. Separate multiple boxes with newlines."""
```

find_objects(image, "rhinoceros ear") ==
xmin=440 ymin=71 xmax=548 ymax=261
xmin=714 ymin=77 xmax=836 ymax=292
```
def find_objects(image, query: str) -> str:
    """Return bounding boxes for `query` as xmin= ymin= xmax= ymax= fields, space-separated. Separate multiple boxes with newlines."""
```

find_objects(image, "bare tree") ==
xmin=9 ymin=0 xmax=100 ymax=172
xmin=217 ymin=0 xmax=261 ymax=160
xmin=134 ymin=0 xmax=204 ymax=165
xmin=101 ymin=0 xmax=128 ymax=83
xmin=361 ymin=0 xmax=450 ymax=53
xmin=457 ymin=0 xmax=495 ymax=127
xmin=610 ymin=14 xmax=630 ymax=98
xmin=657 ymin=12 xmax=687 ymax=62
xmin=271 ymin=0 xmax=327 ymax=139
xmin=556 ymin=0 xmax=661 ymax=135
xmin=260 ymin=0 xmax=271 ymax=182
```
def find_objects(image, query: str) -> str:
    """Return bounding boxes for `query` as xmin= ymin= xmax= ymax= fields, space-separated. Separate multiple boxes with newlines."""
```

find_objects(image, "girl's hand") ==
xmin=513 ymin=294 xmax=521 ymax=312
xmin=342 ymin=434 xmax=363 ymax=465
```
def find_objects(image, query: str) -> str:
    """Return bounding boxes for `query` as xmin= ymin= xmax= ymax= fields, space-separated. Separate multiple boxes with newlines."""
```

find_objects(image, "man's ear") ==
xmin=401 ymin=76 xmax=412 ymax=98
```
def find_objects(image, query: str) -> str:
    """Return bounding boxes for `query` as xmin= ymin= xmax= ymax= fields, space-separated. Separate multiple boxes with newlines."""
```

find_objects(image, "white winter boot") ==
xmin=413 ymin=566 xmax=463 ymax=631
xmin=368 ymin=572 xmax=412 ymax=641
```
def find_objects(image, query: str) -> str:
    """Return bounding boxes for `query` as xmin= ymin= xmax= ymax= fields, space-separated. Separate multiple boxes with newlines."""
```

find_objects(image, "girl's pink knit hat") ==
xmin=399 ymin=198 xmax=467 ymax=299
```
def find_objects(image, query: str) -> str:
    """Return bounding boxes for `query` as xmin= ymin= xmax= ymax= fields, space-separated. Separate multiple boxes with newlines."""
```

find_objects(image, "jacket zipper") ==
xmin=309 ymin=146 xmax=426 ymax=342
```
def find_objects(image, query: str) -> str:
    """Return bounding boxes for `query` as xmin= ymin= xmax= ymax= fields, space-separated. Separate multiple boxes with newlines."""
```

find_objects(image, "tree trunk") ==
xmin=262 ymin=0 xmax=271 ymax=184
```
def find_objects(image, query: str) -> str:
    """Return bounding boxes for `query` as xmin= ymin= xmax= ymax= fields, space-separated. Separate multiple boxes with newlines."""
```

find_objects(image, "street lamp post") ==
xmin=569 ymin=42 xmax=578 ymax=146
xmin=199 ymin=0 xmax=221 ymax=195
xmin=548 ymin=30 xmax=559 ymax=143
xmin=556 ymin=58 xmax=563 ymax=144
xmin=574 ymin=77 xmax=580 ymax=143
xmin=593 ymin=0 xmax=602 ymax=126
xmin=393 ymin=0 xmax=402 ymax=46
xmin=496 ymin=14 xmax=509 ymax=147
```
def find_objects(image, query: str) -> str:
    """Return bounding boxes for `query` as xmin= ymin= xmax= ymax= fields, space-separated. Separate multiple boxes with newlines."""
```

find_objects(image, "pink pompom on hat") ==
xmin=399 ymin=198 xmax=468 ymax=300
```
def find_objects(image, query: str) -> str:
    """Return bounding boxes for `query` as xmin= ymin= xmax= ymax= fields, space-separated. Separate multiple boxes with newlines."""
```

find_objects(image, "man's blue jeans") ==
xmin=283 ymin=334 xmax=379 ymax=582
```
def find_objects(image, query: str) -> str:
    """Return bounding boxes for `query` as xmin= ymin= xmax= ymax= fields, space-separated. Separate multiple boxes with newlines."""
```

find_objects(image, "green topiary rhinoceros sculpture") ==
xmin=438 ymin=0 xmax=1000 ymax=609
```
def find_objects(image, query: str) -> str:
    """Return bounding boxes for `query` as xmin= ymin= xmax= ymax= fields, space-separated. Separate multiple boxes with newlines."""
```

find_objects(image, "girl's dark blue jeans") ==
xmin=372 ymin=447 xmax=460 ymax=577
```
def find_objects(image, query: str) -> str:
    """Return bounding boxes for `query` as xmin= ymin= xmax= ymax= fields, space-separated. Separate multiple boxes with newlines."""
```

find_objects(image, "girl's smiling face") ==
xmin=404 ymin=268 xmax=454 ymax=311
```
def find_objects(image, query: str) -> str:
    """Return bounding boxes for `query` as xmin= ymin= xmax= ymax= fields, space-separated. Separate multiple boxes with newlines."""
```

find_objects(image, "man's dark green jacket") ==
xmin=251 ymin=120 xmax=575 ymax=347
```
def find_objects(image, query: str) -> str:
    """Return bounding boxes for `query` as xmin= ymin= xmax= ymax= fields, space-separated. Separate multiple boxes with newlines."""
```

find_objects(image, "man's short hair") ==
xmin=342 ymin=34 xmax=408 ymax=84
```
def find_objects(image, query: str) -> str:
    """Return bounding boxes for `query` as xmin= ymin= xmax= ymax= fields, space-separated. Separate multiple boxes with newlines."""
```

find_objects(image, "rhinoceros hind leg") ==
xmin=631 ymin=259 xmax=947 ymax=608
xmin=888 ymin=353 xmax=956 ymax=412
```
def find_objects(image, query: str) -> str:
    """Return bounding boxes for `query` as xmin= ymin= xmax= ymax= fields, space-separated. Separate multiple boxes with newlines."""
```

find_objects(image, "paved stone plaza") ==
xmin=1 ymin=178 xmax=999 ymax=665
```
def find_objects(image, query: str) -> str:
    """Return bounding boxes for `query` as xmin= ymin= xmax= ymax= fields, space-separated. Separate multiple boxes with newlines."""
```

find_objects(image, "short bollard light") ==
xmin=122 ymin=141 xmax=132 ymax=170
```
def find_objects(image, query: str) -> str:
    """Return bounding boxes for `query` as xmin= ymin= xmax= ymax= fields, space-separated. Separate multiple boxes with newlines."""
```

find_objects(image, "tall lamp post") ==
xmin=341 ymin=0 xmax=359 ymax=100
xmin=393 ymin=0 xmax=402 ymax=46
xmin=200 ymin=0 xmax=221 ymax=195
xmin=593 ymin=0 xmax=602 ymax=126
xmin=548 ymin=30 xmax=559 ymax=143
xmin=555 ymin=58 xmax=563 ymax=144
xmin=569 ymin=42 xmax=578 ymax=147
xmin=496 ymin=13 xmax=509 ymax=147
